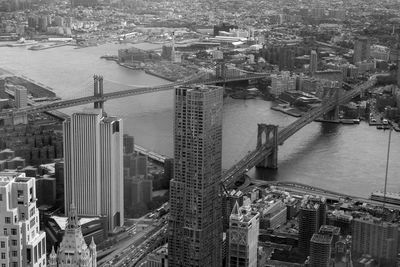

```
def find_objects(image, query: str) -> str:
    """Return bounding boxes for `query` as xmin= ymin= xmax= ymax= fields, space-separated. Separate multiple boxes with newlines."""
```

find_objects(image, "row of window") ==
xmin=0 ymin=239 xmax=18 ymax=248
xmin=1 ymin=250 xmax=17 ymax=258
xmin=3 ymin=228 xmax=17 ymax=236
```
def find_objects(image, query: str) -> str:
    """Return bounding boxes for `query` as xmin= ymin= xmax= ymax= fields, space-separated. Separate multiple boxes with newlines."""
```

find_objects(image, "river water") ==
xmin=1 ymin=43 xmax=399 ymax=197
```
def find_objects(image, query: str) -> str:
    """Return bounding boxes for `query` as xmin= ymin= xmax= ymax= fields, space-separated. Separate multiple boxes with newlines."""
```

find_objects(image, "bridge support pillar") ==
xmin=322 ymin=84 xmax=341 ymax=121
xmin=256 ymin=124 xmax=278 ymax=169
xmin=323 ymin=105 xmax=339 ymax=120
xmin=93 ymin=75 xmax=104 ymax=110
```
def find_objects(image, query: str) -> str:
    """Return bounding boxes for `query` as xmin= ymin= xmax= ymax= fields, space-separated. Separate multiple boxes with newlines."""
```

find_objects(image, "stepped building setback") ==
xmin=0 ymin=172 xmax=47 ymax=267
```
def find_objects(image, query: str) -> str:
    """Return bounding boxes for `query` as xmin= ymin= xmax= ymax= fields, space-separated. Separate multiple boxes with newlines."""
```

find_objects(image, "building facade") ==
xmin=309 ymin=233 xmax=332 ymax=267
xmin=168 ymin=85 xmax=223 ymax=266
xmin=352 ymin=216 xmax=398 ymax=266
xmin=63 ymin=109 xmax=123 ymax=232
xmin=14 ymin=86 xmax=27 ymax=109
xmin=0 ymin=172 xmax=47 ymax=267
xmin=310 ymin=50 xmax=318 ymax=75
xmin=228 ymin=202 xmax=259 ymax=267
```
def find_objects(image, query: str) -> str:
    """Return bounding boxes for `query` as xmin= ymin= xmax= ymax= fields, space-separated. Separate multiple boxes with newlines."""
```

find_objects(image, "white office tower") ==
xmin=63 ymin=109 xmax=124 ymax=232
xmin=0 ymin=172 xmax=47 ymax=267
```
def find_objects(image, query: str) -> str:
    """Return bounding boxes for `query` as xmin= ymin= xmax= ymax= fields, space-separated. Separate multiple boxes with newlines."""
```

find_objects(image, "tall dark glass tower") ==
xmin=168 ymin=85 xmax=223 ymax=266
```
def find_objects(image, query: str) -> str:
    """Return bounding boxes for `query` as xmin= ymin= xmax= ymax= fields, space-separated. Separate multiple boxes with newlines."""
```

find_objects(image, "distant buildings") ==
xmin=353 ymin=36 xmax=370 ymax=64
xmin=213 ymin=23 xmax=238 ymax=36
xmin=48 ymin=204 xmax=97 ymax=267
xmin=270 ymin=71 xmax=296 ymax=96
xmin=0 ymin=172 xmax=47 ymax=267
xmin=63 ymin=109 xmax=124 ymax=232
xmin=123 ymin=134 xmax=153 ymax=210
xmin=228 ymin=202 xmax=259 ymax=267
xmin=14 ymin=86 xmax=27 ymax=109
xmin=168 ymin=85 xmax=223 ymax=266
xmin=310 ymin=50 xmax=318 ymax=75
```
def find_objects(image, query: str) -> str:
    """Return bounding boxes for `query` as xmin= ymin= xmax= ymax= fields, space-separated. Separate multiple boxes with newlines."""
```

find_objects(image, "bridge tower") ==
xmin=93 ymin=75 xmax=104 ymax=110
xmin=256 ymin=124 xmax=278 ymax=169
xmin=322 ymin=84 xmax=341 ymax=121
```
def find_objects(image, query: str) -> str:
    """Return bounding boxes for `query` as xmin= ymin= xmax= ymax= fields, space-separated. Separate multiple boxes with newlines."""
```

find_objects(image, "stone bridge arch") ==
xmin=256 ymin=124 xmax=278 ymax=169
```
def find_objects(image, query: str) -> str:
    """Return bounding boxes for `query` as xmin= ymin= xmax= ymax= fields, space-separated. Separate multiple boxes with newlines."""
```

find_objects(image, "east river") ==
xmin=1 ymin=43 xmax=399 ymax=197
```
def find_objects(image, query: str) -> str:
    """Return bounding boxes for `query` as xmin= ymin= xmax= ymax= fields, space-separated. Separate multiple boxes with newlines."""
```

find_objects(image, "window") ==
xmin=11 ymin=229 xmax=17 ymax=235
xmin=12 ymin=251 xmax=17 ymax=257
xmin=1 ymin=252 xmax=5 ymax=259
xmin=5 ymin=217 xmax=10 ymax=224
xmin=3 ymin=228 xmax=7 ymax=235
xmin=11 ymin=240 xmax=17 ymax=246
xmin=17 ymin=190 xmax=23 ymax=198
xmin=2 ymin=263 xmax=6 ymax=267
xmin=0 ymin=193 xmax=2 ymax=201
xmin=0 ymin=241 xmax=4 ymax=248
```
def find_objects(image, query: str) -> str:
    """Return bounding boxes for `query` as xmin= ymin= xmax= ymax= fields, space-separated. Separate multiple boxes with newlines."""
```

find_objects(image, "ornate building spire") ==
xmin=48 ymin=246 xmax=57 ymax=267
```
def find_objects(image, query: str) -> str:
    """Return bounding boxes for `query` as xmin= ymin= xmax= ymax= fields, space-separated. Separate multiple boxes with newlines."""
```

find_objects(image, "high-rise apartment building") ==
xmin=63 ymin=109 xmax=123 ymax=232
xmin=310 ymin=50 xmax=318 ymax=75
xmin=14 ymin=86 xmax=27 ymax=109
xmin=168 ymin=85 xmax=223 ymax=266
xmin=228 ymin=202 xmax=259 ymax=267
xmin=353 ymin=36 xmax=370 ymax=64
xmin=0 ymin=172 xmax=47 ymax=267
xmin=309 ymin=233 xmax=332 ymax=267
xmin=352 ymin=216 xmax=398 ymax=266
xmin=298 ymin=195 xmax=326 ymax=256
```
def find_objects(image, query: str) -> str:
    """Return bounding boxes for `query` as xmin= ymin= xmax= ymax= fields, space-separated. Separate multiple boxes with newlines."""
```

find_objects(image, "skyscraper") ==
xmin=228 ymin=202 xmax=259 ymax=267
xmin=353 ymin=36 xmax=370 ymax=64
xmin=310 ymin=50 xmax=318 ymax=75
xmin=309 ymin=233 xmax=332 ymax=267
xmin=0 ymin=172 xmax=47 ymax=267
xmin=63 ymin=109 xmax=124 ymax=232
xmin=298 ymin=195 xmax=326 ymax=256
xmin=168 ymin=85 xmax=223 ymax=266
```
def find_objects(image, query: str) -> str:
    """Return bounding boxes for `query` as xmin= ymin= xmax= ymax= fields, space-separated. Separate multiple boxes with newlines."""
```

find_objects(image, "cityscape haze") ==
xmin=1 ymin=0 xmax=400 ymax=266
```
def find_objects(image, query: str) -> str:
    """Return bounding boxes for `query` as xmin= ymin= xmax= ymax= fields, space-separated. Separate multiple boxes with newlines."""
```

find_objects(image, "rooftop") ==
xmin=50 ymin=215 xmax=100 ymax=231
xmin=311 ymin=233 xmax=333 ymax=244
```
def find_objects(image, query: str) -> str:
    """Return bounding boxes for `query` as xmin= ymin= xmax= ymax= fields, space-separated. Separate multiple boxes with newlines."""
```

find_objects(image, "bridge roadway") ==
xmin=0 ymin=73 xmax=269 ymax=120
xmin=221 ymin=78 xmax=377 ymax=189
